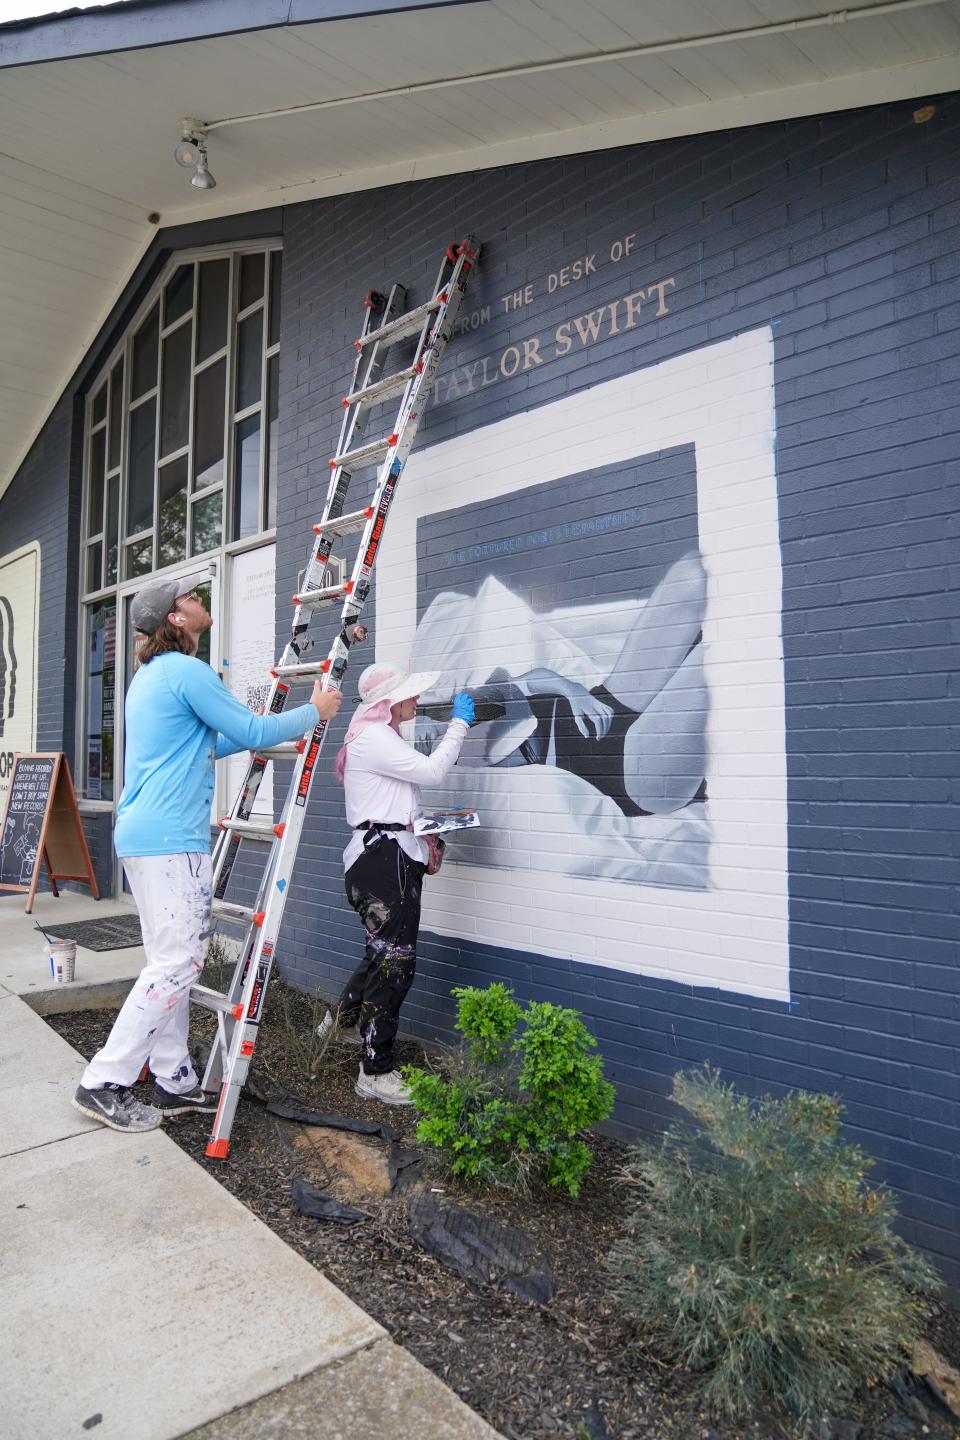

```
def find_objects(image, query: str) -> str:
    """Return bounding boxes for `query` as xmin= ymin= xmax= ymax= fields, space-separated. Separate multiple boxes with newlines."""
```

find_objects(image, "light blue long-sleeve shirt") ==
xmin=114 ymin=652 xmax=319 ymax=857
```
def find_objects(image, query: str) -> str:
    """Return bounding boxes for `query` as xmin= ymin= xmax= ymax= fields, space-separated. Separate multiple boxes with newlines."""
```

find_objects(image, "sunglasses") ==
xmin=177 ymin=590 xmax=202 ymax=604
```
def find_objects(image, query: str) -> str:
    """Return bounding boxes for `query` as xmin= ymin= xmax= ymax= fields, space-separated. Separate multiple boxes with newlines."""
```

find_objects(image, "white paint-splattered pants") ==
xmin=80 ymin=853 xmax=212 ymax=1095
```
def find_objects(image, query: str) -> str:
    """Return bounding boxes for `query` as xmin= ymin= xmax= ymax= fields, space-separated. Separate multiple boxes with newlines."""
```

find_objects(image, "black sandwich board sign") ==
xmin=0 ymin=753 xmax=99 ymax=913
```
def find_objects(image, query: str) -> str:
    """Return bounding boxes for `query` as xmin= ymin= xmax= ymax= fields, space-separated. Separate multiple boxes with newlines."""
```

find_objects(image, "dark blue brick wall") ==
xmin=2 ymin=93 xmax=957 ymax=1287
xmin=274 ymin=96 xmax=960 ymax=1286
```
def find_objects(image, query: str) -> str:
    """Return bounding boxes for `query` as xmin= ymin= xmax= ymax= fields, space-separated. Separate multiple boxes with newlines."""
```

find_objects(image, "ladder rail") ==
xmin=209 ymin=262 xmax=455 ymax=899
xmin=293 ymin=252 xmax=451 ymax=634
xmin=200 ymin=237 xmax=481 ymax=1156
xmin=334 ymin=282 xmax=407 ymax=476
xmin=209 ymin=283 xmax=407 ymax=899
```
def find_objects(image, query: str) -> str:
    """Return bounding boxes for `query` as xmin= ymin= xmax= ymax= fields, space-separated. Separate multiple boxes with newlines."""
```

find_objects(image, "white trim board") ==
xmin=376 ymin=326 xmax=790 ymax=1002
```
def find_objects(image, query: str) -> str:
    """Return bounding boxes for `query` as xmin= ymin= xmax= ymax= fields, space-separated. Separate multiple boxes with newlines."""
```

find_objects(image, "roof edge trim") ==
xmin=0 ymin=0 xmax=479 ymax=69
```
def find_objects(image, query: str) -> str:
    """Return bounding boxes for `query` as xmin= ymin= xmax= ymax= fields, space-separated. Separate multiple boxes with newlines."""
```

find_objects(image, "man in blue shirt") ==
xmin=73 ymin=574 xmax=341 ymax=1133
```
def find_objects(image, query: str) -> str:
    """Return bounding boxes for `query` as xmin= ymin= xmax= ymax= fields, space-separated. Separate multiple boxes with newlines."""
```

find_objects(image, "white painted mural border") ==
xmin=376 ymin=326 xmax=790 ymax=1002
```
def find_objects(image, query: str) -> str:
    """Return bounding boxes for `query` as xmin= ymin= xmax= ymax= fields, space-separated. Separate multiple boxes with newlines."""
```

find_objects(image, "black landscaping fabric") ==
xmin=42 ymin=913 xmax=143 ymax=951
xmin=291 ymin=1177 xmax=370 ymax=1224
xmin=408 ymin=1192 xmax=555 ymax=1305
xmin=275 ymin=1091 xmax=553 ymax=1293
xmin=266 ymin=1099 xmax=400 ymax=1142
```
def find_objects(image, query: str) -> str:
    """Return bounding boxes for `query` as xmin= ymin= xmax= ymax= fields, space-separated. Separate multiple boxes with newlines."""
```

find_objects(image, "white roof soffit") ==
xmin=1 ymin=0 xmax=959 ymax=498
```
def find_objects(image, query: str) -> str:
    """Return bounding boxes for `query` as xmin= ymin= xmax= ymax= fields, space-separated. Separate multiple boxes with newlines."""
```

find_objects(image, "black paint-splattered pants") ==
xmin=340 ymin=836 xmax=425 ymax=1075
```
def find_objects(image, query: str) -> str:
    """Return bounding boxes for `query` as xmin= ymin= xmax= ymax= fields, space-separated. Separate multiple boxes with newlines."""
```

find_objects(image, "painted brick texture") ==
xmin=273 ymin=97 xmax=960 ymax=1285
xmin=0 ymin=93 xmax=956 ymax=1289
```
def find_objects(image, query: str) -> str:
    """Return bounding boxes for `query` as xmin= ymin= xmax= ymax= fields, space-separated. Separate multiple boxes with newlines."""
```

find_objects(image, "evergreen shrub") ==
xmin=403 ymin=983 xmax=615 ymax=1196
xmin=607 ymin=1067 xmax=937 ymax=1426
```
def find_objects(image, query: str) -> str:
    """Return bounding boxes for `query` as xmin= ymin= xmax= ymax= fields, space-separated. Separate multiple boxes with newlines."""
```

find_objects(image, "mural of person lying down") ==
xmin=409 ymin=454 xmax=709 ymax=889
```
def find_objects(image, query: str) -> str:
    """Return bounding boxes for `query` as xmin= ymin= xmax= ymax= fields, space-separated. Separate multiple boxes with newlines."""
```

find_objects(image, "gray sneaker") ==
xmin=355 ymin=1067 xmax=412 ymax=1106
xmin=150 ymin=1083 xmax=217 ymax=1116
xmin=72 ymin=1083 xmax=162 ymax=1133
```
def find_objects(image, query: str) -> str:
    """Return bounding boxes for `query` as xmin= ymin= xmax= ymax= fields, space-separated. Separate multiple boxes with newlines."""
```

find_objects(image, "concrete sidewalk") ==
xmin=2 ymin=889 xmax=145 ymax=1013
xmin=0 ymin=893 xmax=499 ymax=1440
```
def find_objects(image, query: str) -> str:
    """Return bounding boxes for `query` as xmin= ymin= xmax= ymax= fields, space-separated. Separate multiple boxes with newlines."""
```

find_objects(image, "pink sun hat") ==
xmin=353 ymin=662 xmax=442 ymax=717
xmin=335 ymin=662 xmax=442 ymax=781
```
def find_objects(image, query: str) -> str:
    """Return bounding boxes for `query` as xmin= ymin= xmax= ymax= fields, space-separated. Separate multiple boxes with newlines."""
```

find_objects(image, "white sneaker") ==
xmin=354 ymin=1067 xmax=412 ymax=1106
xmin=316 ymin=1010 xmax=362 ymax=1046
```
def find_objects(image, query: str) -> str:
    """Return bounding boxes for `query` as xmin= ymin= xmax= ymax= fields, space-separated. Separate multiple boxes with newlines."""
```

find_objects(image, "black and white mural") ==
xmin=410 ymin=448 xmax=709 ymax=891
xmin=375 ymin=329 xmax=790 ymax=1001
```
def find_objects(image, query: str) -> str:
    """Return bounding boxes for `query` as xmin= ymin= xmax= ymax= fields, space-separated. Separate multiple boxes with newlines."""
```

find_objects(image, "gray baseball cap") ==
xmin=130 ymin=572 xmax=208 ymax=634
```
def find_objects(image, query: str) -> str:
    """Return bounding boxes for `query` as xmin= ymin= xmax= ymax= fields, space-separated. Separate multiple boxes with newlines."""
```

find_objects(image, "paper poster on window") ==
xmin=85 ymin=601 xmax=116 ymax=802
xmin=0 ymin=542 xmax=40 ymax=810
xmin=223 ymin=545 xmax=276 ymax=816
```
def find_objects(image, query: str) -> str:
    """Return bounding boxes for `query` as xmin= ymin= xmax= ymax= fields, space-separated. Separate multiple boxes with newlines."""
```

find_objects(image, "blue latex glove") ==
xmin=451 ymin=692 xmax=475 ymax=726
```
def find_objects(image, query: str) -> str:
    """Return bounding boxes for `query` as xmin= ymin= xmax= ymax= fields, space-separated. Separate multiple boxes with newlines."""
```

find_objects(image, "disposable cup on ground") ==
xmin=47 ymin=940 xmax=77 ymax=984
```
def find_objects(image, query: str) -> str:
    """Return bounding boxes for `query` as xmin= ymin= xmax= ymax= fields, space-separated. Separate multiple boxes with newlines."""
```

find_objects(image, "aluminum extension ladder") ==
xmin=193 ymin=235 xmax=481 ymax=1158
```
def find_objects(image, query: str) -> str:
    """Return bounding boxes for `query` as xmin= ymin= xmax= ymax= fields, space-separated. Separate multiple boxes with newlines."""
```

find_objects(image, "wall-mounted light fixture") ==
xmin=174 ymin=121 xmax=216 ymax=190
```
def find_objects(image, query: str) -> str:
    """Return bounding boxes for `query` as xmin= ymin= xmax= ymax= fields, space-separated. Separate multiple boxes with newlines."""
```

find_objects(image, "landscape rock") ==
xmin=292 ymin=1122 xmax=393 ymax=1197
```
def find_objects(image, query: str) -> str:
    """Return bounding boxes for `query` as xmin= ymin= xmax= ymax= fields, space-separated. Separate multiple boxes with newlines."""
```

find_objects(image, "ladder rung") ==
xmin=314 ymin=506 xmax=374 ymax=539
xmin=219 ymin=817 xmax=277 ymax=841
xmin=356 ymin=293 xmax=445 ymax=350
xmin=212 ymin=899 xmax=255 ymax=925
xmin=191 ymin=984 xmax=245 ymax=1018
xmin=270 ymin=660 xmax=329 ymax=680
xmin=293 ymin=580 xmax=351 ymax=611
xmin=344 ymin=365 xmax=418 ymax=410
xmin=255 ymin=741 xmax=306 ymax=761
xmin=330 ymin=437 xmax=392 ymax=471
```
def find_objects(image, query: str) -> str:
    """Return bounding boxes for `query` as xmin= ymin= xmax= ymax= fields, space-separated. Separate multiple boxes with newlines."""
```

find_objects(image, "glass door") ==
xmin=83 ymin=599 xmax=117 ymax=804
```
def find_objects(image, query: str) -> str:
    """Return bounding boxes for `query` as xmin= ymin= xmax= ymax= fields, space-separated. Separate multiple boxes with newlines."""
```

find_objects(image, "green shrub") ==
xmin=454 ymin=982 xmax=522 ymax=1066
xmin=607 ymin=1067 xmax=937 ymax=1427
xmin=403 ymin=984 xmax=615 ymax=1196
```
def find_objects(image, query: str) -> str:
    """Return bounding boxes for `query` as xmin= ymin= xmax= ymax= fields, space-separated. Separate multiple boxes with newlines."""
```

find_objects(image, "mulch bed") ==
xmin=48 ymin=987 xmax=960 ymax=1440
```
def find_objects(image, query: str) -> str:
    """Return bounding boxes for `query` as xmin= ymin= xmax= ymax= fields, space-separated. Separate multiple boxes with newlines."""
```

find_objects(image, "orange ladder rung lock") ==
xmin=188 ymin=236 xmax=482 ymax=1160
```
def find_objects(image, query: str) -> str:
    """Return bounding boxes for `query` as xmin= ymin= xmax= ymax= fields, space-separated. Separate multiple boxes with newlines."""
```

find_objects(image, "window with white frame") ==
xmin=80 ymin=242 xmax=282 ymax=801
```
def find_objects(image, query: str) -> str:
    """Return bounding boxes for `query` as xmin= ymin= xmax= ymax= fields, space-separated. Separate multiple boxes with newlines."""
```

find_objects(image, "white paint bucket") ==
xmin=48 ymin=940 xmax=77 ymax=984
